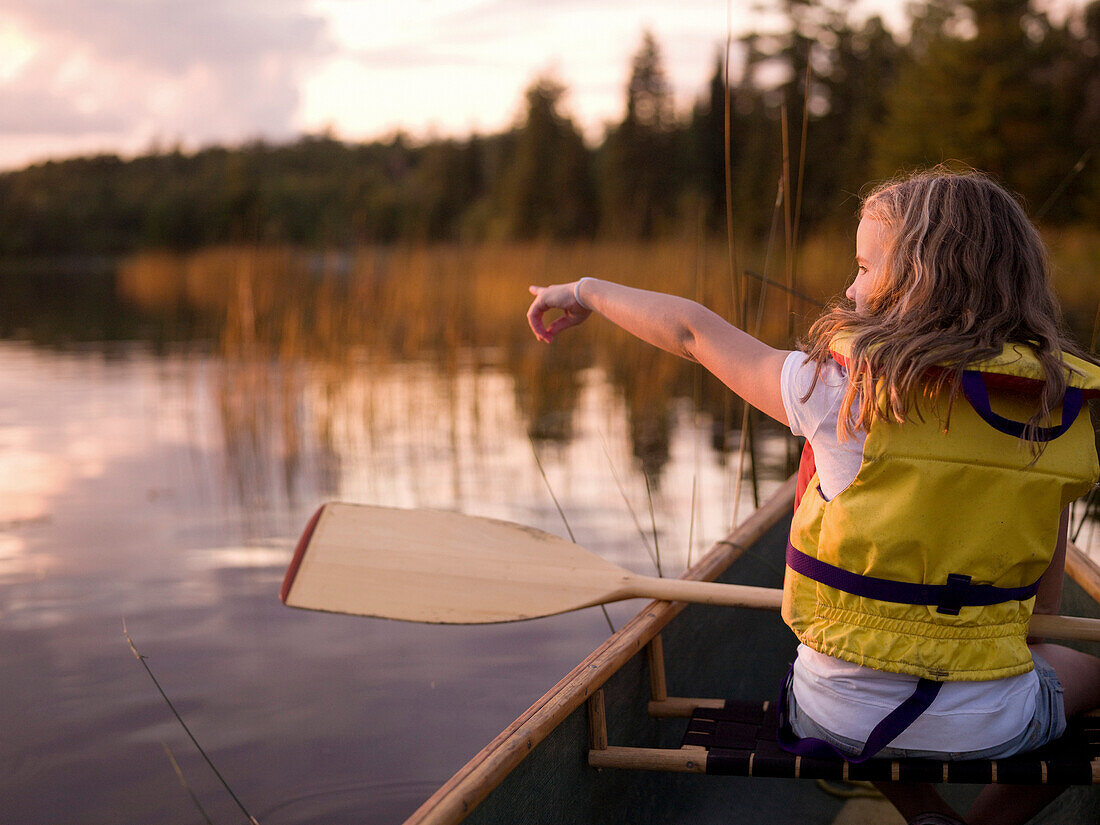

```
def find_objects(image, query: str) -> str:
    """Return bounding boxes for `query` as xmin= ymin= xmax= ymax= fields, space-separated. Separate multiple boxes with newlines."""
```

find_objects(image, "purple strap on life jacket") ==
xmin=786 ymin=543 xmax=1041 ymax=615
xmin=777 ymin=664 xmax=944 ymax=762
xmin=961 ymin=370 xmax=1082 ymax=442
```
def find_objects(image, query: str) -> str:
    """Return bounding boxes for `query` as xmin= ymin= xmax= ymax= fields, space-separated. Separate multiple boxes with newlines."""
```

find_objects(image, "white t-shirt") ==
xmin=779 ymin=350 xmax=1038 ymax=752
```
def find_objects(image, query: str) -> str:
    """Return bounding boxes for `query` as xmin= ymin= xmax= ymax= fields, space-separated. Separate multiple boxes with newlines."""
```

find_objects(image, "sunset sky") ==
xmin=0 ymin=0 xmax=1084 ymax=172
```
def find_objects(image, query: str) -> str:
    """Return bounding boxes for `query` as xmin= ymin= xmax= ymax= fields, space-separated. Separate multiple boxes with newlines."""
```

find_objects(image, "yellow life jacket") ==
xmin=783 ymin=339 xmax=1100 ymax=682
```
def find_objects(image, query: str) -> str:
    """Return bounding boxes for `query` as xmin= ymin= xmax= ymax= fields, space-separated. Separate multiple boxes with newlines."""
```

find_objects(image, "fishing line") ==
xmin=741 ymin=268 xmax=823 ymax=309
xmin=124 ymin=621 xmax=260 ymax=825
xmin=1035 ymin=148 xmax=1093 ymax=221
xmin=529 ymin=443 xmax=616 ymax=633
xmin=598 ymin=430 xmax=660 ymax=573
xmin=643 ymin=471 xmax=663 ymax=579
xmin=732 ymin=179 xmax=784 ymax=525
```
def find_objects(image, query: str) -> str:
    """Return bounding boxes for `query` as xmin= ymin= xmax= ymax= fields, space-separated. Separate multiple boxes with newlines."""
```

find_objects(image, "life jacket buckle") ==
xmin=937 ymin=573 xmax=972 ymax=615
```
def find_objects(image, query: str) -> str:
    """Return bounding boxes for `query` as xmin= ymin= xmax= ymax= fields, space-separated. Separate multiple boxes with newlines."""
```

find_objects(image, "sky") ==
xmin=0 ymin=0 xmax=1086 ymax=172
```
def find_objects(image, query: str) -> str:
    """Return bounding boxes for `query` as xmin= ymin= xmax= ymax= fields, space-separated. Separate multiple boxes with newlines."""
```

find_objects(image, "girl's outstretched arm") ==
xmin=526 ymin=278 xmax=791 ymax=425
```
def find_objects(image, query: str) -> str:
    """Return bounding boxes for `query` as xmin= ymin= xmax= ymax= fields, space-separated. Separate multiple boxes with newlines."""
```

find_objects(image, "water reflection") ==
xmin=0 ymin=322 xmax=791 ymax=823
xmin=111 ymin=243 xmax=827 ymax=484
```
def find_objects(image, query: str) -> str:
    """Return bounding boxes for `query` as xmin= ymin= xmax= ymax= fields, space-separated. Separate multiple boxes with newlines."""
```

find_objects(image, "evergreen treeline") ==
xmin=0 ymin=0 xmax=1097 ymax=256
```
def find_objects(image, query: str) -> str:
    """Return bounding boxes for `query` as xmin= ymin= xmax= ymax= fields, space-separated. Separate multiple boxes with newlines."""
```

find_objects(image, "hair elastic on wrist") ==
xmin=573 ymin=277 xmax=593 ymax=310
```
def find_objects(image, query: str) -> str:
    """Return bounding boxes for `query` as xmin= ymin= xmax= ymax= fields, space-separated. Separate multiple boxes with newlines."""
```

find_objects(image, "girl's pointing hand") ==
xmin=526 ymin=281 xmax=592 ymax=343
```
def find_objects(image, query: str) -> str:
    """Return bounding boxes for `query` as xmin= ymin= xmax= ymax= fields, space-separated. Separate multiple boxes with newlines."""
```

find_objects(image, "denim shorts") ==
xmin=787 ymin=652 xmax=1067 ymax=761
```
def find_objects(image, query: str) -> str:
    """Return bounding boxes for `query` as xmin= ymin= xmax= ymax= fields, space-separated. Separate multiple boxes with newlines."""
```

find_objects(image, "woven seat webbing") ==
xmin=681 ymin=700 xmax=1099 ymax=784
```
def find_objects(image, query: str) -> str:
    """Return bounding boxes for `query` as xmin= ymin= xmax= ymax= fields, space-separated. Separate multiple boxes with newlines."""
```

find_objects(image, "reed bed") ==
xmin=115 ymin=231 xmax=1100 ymax=487
xmin=117 ymin=239 xmax=855 ymax=352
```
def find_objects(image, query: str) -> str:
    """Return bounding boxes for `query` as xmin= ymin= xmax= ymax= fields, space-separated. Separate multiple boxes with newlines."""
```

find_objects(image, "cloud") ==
xmin=0 ymin=51 xmax=130 ymax=135
xmin=0 ymin=0 xmax=932 ymax=171
xmin=349 ymin=43 xmax=494 ymax=70
xmin=1 ymin=0 xmax=331 ymax=74
xmin=287 ymin=0 xmax=742 ymax=152
xmin=0 ymin=0 xmax=332 ymax=161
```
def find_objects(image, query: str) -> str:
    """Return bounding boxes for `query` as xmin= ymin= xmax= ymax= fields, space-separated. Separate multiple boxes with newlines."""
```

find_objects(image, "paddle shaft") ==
xmin=1030 ymin=612 xmax=1100 ymax=642
xmin=627 ymin=575 xmax=783 ymax=611
xmin=627 ymin=574 xmax=1100 ymax=643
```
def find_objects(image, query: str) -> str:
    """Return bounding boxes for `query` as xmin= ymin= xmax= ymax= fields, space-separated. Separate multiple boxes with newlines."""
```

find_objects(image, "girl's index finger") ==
xmin=526 ymin=292 xmax=552 ymax=342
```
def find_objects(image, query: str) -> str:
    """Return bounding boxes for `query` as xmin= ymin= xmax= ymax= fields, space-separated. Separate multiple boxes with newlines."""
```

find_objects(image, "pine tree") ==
xmin=495 ymin=77 xmax=596 ymax=240
xmin=598 ymin=31 xmax=680 ymax=238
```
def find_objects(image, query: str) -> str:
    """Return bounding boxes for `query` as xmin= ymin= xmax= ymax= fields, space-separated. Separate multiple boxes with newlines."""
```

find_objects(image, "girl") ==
xmin=526 ymin=169 xmax=1100 ymax=825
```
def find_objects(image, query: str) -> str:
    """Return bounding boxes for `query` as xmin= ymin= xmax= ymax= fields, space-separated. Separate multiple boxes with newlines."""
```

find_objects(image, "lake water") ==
xmin=0 ymin=260 xmax=797 ymax=824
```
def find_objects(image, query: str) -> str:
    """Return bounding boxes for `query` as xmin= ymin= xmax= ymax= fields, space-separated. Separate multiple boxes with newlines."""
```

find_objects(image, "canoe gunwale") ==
xmin=401 ymin=474 xmax=798 ymax=825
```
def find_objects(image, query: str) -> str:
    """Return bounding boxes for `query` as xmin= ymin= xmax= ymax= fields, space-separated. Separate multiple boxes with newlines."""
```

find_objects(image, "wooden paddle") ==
xmin=280 ymin=502 xmax=1100 ymax=641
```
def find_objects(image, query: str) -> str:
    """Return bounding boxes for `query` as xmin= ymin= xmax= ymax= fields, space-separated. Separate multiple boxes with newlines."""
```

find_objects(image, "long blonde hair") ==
xmin=803 ymin=167 xmax=1080 ymax=440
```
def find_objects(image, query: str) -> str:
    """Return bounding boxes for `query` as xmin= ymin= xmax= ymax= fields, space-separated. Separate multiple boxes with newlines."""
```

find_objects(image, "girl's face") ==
xmin=847 ymin=216 xmax=890 ymax=313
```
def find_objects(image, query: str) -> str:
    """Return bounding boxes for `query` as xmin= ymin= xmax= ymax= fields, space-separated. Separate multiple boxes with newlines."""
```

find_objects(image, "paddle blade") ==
xmin=280 ymin=503 xmax=634 ymax=623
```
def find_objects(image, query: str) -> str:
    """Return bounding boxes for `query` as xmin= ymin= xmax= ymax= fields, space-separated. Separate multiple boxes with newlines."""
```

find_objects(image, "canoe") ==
xmin=400 ymin=475 xmax=1100 ymax=825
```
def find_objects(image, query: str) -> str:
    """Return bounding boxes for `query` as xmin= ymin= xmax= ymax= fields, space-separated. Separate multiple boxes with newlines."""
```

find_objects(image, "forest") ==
xmin=0 ymin=0 xmax=1097 ymax=256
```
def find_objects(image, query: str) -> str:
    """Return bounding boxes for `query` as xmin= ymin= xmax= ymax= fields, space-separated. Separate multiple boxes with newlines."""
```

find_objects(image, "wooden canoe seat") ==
xmin=694 ymin=699 xmax=1098 ymax=783
xmin=588 ymin=697 xmax=1100 ymax=784
xmin=587 ymin=636 xmax=1100 ymax=784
